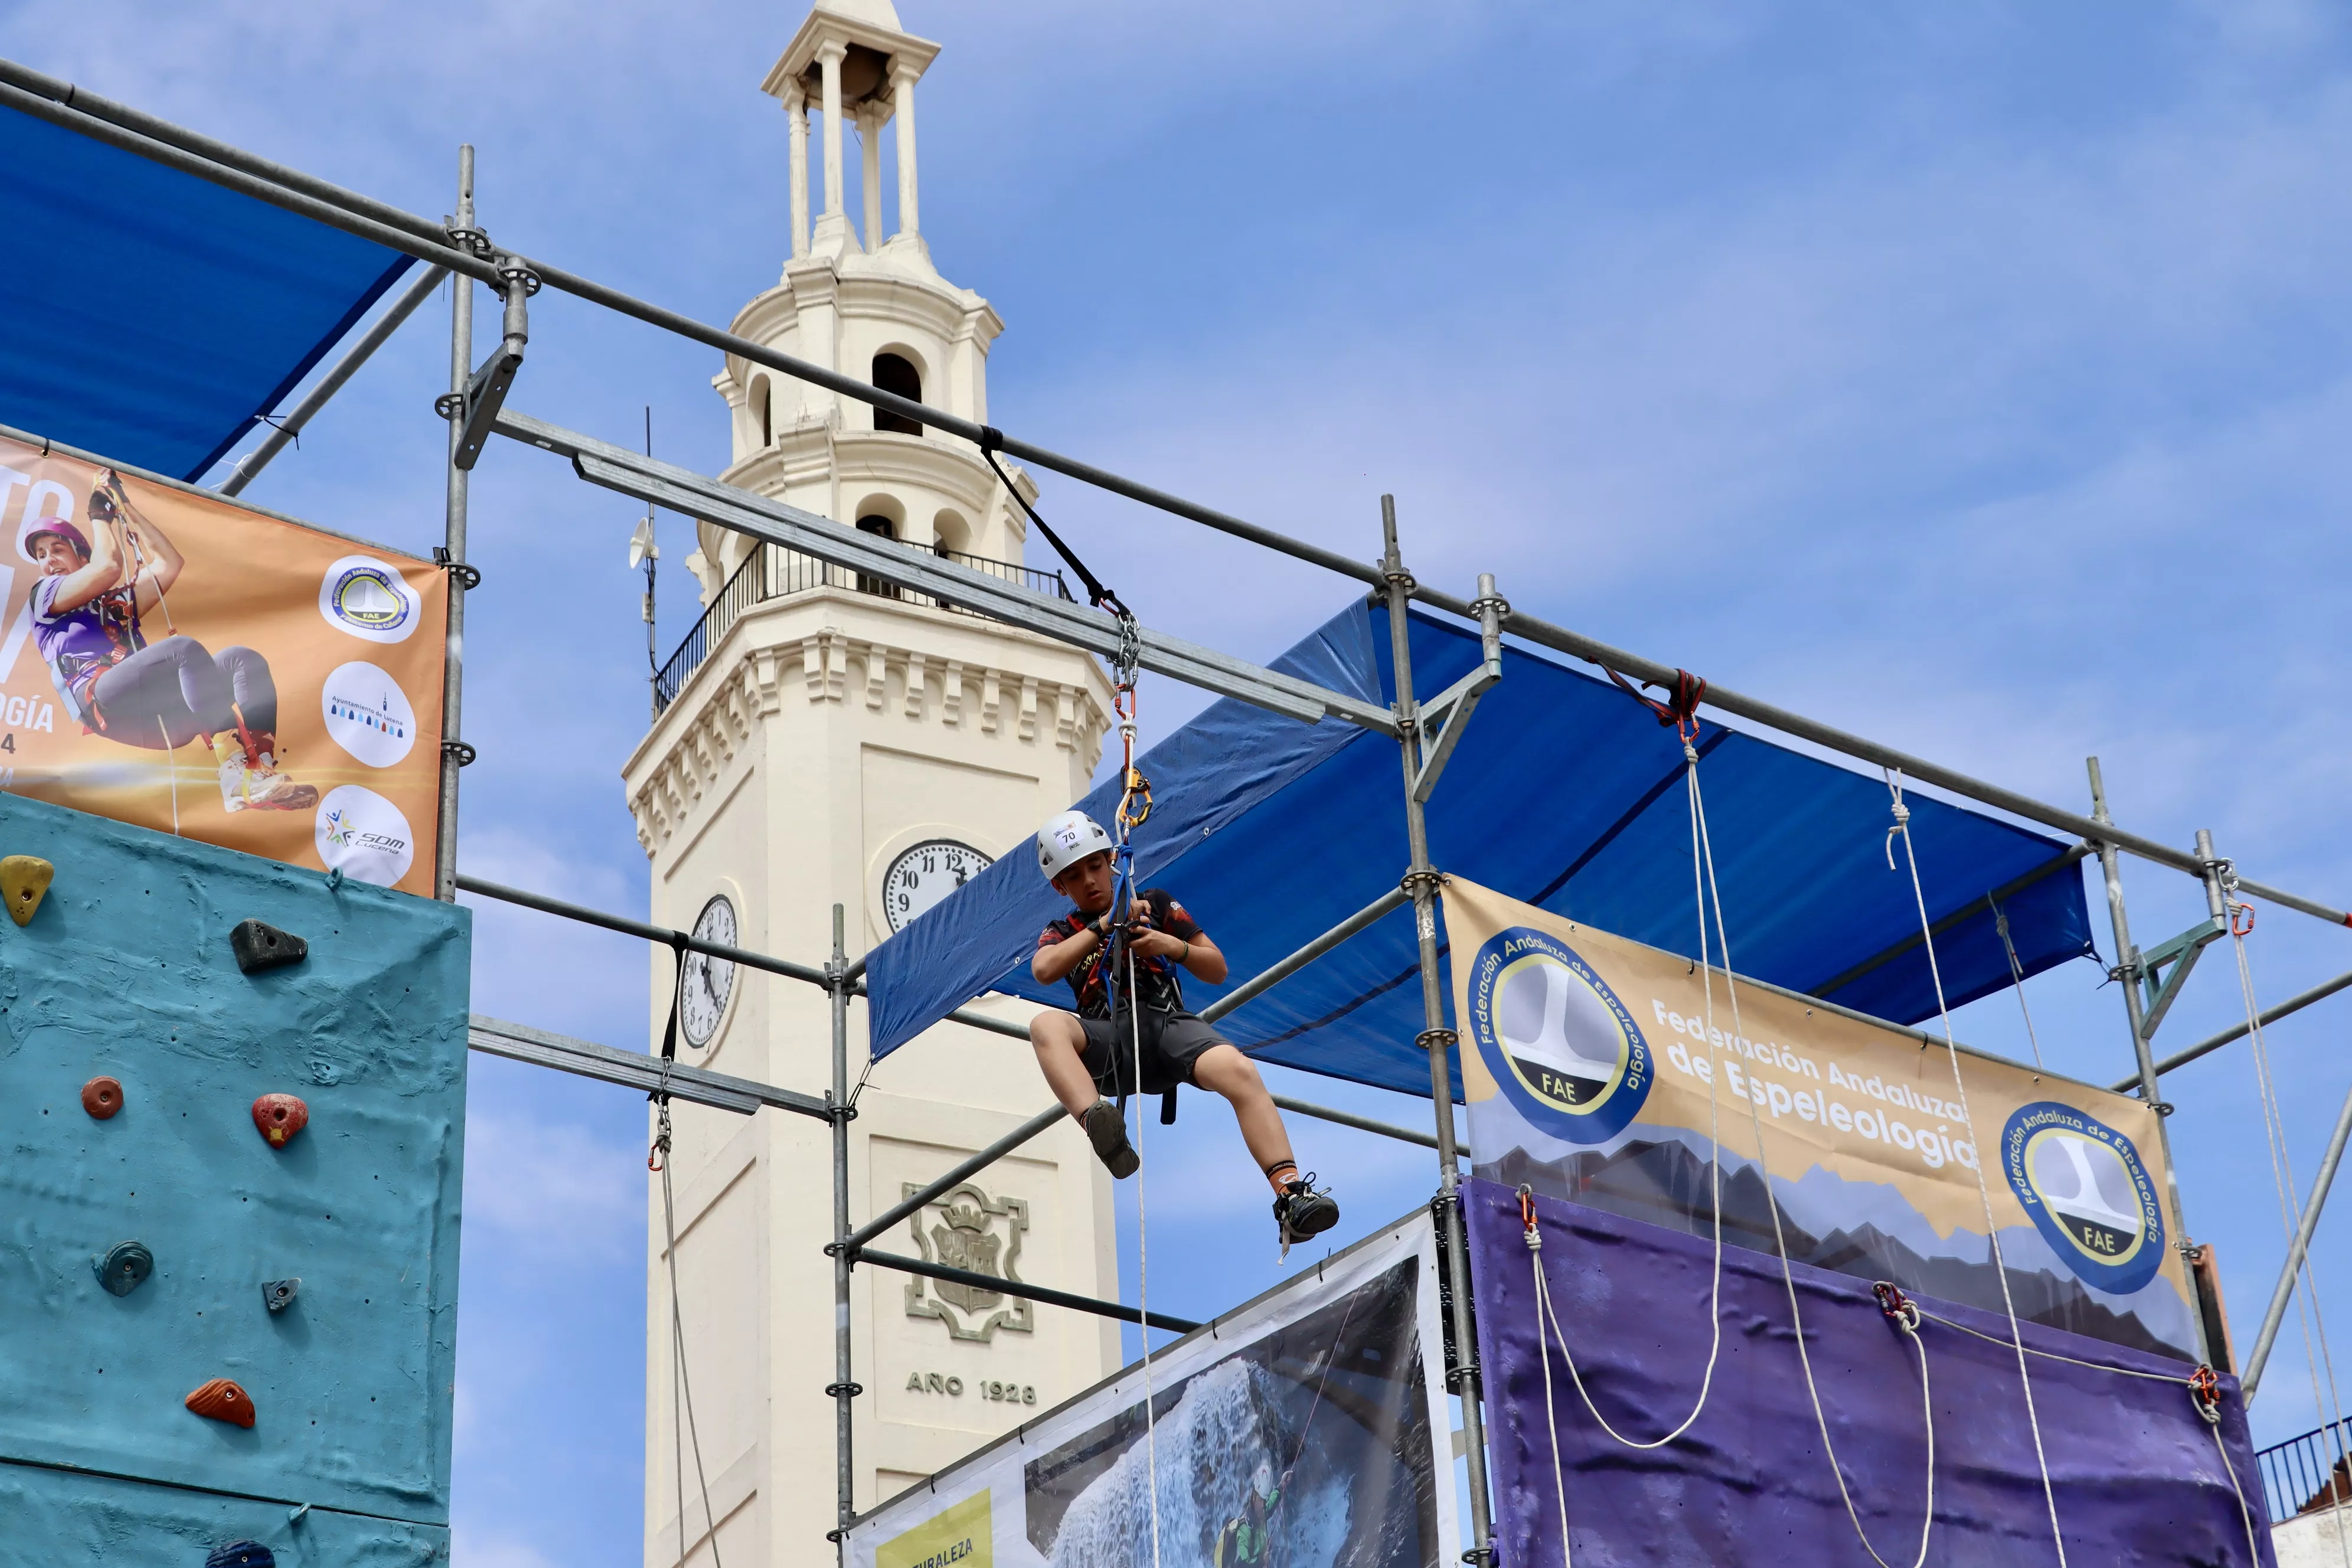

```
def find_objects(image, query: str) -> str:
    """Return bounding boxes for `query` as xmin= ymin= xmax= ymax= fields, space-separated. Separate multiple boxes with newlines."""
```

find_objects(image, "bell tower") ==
xmin=622 ymin=2 xmax=1121 ymax=1562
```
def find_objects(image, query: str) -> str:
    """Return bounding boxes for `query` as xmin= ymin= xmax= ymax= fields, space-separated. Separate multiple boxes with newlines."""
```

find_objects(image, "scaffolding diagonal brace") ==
xmin=2133 ymin=914 xmax=2225 ymax=1043
xmin=1409 ymin=574 xmax=1507 ymax=804
xmin=495 ymin=410 xmax=1400 ymax=736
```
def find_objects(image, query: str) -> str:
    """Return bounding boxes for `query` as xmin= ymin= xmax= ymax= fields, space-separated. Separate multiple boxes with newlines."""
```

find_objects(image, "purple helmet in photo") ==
xmin=16 ymin=512 xmax=90 ymax=565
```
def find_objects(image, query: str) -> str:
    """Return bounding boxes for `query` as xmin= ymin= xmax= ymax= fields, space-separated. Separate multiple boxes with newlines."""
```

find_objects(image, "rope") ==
xmin=1123 ymin=922 xmax=1162 ymax=1568
xmin=646 ymin=940 xmax=724 ymax=1568
xmin=2224 ymin=879 xmax=2352 ymax=1568
xmin=1884 ymin=770 xmax=2067 ymax=1566
xmin=1988 ymin=893 xmax=2047 ymax=1069
xmin=976 ymin=430 xmax=1128 ymax=617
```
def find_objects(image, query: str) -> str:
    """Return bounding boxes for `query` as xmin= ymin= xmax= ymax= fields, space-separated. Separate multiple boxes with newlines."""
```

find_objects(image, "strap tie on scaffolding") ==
xmin=976 ymin=426 xmax=1131 ymax=618
xmin=1605 ymin=664 xmax=1707 ymax=741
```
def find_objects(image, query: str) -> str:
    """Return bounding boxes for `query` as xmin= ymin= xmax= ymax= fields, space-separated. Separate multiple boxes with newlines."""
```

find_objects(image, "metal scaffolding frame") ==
xmin=9 ymin=53 xmax=2352 ymax=1562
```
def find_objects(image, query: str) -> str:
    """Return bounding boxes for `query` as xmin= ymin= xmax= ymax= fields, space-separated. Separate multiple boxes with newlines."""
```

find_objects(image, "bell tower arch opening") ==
xmin=872 ymin=349 xmax=923 ymax=435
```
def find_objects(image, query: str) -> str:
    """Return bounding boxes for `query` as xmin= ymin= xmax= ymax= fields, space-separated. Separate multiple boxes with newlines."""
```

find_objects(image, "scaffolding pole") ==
xmin=829 ymin=905 xmax=856 ymax=1559
xmin=1381 ymin=497 xmax=1494 ymax=1564
xmin=433 ymin=147 xmax=473 ymax=902
xmin=2243 ymin=1073 xmax=2352 ymax=1400
xmin=2121 ymin=965 xmax=2352 ymax=1090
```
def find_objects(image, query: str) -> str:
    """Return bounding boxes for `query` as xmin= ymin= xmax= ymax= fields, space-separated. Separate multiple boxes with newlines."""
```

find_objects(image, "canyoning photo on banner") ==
xmin=0 ymin=434 xmax=445 ymax=894
xmin=1441 ymin=877 xmax=2199 ymax=1360
xmin=848 ymin=1217 xmax=1453 ymax=1568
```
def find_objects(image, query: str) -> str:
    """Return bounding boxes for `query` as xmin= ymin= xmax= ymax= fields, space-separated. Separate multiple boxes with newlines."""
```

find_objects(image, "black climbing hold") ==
xmin=229 ymin=919 xmax=307 ymax=975
xmin=93 ymin=1239 xmax=153 ymax=1296
xmin=206 ymin=1543 xmax=275 ymax=1568
xmin=262 ymin=1278 xmax=300 ymax=1314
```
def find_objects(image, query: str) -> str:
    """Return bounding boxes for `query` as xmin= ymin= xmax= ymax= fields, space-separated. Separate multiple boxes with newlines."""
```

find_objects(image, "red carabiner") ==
xmin=2231 ymin=901 xmax=2256 ymax=939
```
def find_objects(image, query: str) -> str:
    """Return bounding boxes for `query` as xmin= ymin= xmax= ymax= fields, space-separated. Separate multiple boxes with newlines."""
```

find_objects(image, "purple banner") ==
xmin=1462 ymin=1178 xmax=2271 ymax=1567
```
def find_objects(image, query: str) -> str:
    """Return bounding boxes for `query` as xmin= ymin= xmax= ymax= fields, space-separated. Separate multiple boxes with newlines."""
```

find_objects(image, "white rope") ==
xmin=2227 ymin=894 xmax=2352 ymax=1568
xmin=1989 ymin=893 xmax=2047 ymax=1069
xmin=1522 ymin=740 xmax=1730 ymax=1456
xmin=656 ymin=1105 xmax=726 ymax=1568
xmin=1884 ymin=772 xmax=2066 ymax=1566
xmin=1692 ymin=767 xmax=1936 ymax=1568
xmin=1125 ymin=927 xmax=1162 ymax=1568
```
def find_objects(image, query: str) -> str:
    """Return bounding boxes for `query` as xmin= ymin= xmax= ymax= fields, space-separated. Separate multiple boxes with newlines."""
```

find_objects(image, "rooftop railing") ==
xmin=2256 ymin=1416 xmax=2352 ymax=1525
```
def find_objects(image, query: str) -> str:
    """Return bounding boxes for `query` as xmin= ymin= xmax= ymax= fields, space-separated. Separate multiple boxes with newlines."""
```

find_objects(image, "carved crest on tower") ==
xmin=903 ymin=1180 xmax=1033 ymax=1342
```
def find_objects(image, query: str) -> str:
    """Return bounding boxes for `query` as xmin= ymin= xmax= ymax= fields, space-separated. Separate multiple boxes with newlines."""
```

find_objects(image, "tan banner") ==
xmin=1443 ymin=876 xmax=2199 ymax=1358
xmin=0 ymin=435 xmax=445 ymax=895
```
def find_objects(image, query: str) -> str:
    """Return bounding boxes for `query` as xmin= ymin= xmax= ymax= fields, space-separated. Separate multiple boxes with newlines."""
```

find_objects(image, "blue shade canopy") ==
xmin=866 ymin=603 xmax=2098 ymax=1100
xmin=0 ymin=104 xmax=414 ymax=481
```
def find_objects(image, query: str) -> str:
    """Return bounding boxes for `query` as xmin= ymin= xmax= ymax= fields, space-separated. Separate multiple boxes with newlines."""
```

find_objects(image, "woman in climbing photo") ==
xmin=22 ymin=469 xmax=316 ymax=812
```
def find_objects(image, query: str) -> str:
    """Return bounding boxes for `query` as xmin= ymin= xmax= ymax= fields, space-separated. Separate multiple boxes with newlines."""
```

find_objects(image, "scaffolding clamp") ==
xmin=441 ymin=259 xmax=538 ymax=472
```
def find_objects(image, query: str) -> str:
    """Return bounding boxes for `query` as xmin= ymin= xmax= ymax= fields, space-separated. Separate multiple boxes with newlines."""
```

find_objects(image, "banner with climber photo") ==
xmin=847 ymin=1213 xmax=1453 ymax=1568
xmin=0 ymin=434 xmax=446 ymax=895
xmin=1442 ymin=876 xmax=2203 ymax=1361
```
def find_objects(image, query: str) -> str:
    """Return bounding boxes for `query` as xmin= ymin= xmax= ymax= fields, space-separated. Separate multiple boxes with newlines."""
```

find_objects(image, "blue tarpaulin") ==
xmin=865 ymin=602 xmax=2098 ymax=1100
xmin=0 ymin=103 xmax=414 ymax=481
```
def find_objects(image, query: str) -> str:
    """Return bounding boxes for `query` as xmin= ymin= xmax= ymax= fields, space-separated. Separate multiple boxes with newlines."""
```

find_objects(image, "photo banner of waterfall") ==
xmin=0 ymin=430 xmax=447 ymax=895
xmin=847 ymin=1214 xmax=1454 ymax=1568
xmin=1441 ymin=877 xmax=2198 ymax=1360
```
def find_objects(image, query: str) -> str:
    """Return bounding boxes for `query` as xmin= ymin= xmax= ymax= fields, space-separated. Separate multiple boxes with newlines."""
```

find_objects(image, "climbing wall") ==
xmin=0 ymin=791 xmax=468 ymax=1566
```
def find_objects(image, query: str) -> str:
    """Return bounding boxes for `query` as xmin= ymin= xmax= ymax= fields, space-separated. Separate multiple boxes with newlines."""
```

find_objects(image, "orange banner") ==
xmin=0 ymin=435 xmax=446 ymax=895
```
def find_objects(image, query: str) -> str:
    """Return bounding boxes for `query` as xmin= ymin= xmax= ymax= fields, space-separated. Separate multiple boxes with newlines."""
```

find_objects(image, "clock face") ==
xmin=883 ymin=840 xmax=994 ymax=933
xmin=680 ymin=894 xmax=738 ymax=1049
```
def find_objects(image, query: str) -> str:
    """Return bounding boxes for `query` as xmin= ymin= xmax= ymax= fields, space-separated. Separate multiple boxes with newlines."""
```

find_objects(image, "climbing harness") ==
xmin=2222 ymin=867 xmax=2352 ymax=1568
xmin=1884 ymin=770 xmax=2066 ymax=1566
xmin=1517 ymin=729 xmax=1734 ymax=1564
xmin=646 ymin=936 xmax=725 ymax=1568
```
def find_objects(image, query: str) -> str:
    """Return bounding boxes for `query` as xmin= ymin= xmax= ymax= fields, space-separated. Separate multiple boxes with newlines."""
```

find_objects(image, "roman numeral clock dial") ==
xmin=883 ymin=840 xmax=994 ymax=934
xmin=680 ymin=894 xmax=737 ymax=1049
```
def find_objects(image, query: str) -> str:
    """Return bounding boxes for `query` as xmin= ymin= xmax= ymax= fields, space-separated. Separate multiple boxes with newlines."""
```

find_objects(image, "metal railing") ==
xmin=2256 ymin=1417 xmax=2352 ymax=1524
xmin=654 ymin=541 xmax=1071 ymax=713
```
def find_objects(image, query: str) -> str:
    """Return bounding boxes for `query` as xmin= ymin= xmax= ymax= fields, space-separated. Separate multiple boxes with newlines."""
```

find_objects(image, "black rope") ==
xmin=978 ymin=427 xmax=1129 ymax=618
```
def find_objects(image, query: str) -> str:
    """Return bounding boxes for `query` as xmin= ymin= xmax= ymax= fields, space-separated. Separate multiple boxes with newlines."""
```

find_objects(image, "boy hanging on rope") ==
xmin=1029 ymin=809 xmax=1341 ymax=1254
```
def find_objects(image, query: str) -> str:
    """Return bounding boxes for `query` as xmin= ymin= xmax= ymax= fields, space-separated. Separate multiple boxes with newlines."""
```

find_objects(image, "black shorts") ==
xmin=1074 ymin=1010 xmax=1228 ymax=1097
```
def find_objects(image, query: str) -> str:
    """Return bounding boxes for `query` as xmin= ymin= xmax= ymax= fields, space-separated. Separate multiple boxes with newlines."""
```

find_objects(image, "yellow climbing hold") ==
xmin=1 ymin=855 xmax=54 ymax=926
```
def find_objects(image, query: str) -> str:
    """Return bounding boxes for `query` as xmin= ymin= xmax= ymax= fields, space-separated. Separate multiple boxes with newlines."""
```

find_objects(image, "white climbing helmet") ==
xmin=1036 ymin=809 xmax=1113 ymax=881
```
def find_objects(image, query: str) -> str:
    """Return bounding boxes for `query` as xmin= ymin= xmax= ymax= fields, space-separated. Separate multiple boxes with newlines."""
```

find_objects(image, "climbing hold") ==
xmin=206 ymin=1543 xmax=275 ymax=1568
xmin=92 ymin=1240 xmax=153 ymax=1296
xmin=1 ymin=854 xmax=53 ymax=926
xmin=251 ymin=1093 xmax=309 ymax=1148
xmin=184 ymin=1378 xmax=256 ymax=1428
xmin=262 ymin=1278 xmax=300 ymax=1314
xmin=80 ymin=1076 xmax=123 ymax=1119
xmin=228 ymin=919 xmax=307 ymax=975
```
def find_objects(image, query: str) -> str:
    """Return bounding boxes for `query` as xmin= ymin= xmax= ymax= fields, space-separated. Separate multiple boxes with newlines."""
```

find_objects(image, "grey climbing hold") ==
xmin=229 ymin=919 xmax=307 ymax=975
xmin=262 ymin=1278 xmax=300 ymax=1314
xmin=93 ymin=1240 xmax=153 ymax=1296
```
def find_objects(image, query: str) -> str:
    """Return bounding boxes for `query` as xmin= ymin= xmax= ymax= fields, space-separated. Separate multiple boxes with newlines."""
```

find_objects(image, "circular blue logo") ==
xmin=2001 ymin=1101 xmax=2165 ymax=1293
xmin=1464 ymin=926 xmax=1652 ymax=1145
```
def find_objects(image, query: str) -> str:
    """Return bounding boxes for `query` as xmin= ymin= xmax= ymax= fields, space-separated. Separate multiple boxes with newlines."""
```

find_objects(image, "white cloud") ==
xmin=463 ymin=1106 xmax=644 ymax=1262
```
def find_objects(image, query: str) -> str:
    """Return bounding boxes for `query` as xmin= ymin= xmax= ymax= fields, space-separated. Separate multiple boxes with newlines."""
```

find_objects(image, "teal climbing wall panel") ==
xmin=0 ymin=791 xmax=467 ymax=1562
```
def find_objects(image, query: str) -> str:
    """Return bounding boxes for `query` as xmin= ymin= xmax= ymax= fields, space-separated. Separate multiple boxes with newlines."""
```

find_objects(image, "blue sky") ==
xmin=14 ymin=0 xmax=2352 ymax=1559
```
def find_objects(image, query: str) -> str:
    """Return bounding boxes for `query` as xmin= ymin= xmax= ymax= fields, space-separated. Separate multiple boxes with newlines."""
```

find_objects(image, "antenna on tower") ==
xmin=629 ymin=404 xmax=661 ymax=720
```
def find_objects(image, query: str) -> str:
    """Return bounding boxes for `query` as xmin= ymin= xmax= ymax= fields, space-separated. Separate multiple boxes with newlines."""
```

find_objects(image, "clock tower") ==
xmin=619 ymin=3 xmax=1121 ymax=1562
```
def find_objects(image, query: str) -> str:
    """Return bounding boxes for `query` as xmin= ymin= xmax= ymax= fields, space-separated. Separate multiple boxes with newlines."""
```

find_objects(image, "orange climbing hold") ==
xmin=185 ymin=1378 xmax=256 ymax=1428
xmin=251 ymin=1093 xmax=308 ymax=1148
xmin=81 ymin=1076 xmax=123 ymax=1119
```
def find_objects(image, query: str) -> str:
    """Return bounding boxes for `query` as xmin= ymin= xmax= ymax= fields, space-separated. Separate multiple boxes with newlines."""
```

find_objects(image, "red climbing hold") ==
xmin=81 ymin=1076 xmax=123 ymax=1119
xmin=185 ymin=1378 xmax=256 ymax=1428
xmin=251 ymin=1093 xmax=309 ymax=1148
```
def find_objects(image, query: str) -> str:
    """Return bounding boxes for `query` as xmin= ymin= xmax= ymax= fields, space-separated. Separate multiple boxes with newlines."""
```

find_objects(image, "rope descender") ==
xmin=1517 ymin=1185 xmax=1542 ymax=1252
xmin=1872 ymin=1280 xmax=1922 ymax=1335
xmin=2188 ymin=1364 xmax=2224 ymax=1426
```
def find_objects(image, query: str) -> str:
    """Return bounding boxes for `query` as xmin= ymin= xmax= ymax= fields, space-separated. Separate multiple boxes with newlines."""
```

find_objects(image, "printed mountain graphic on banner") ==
xmin=1485 ymin=1138 xmax=2189 ymax=1361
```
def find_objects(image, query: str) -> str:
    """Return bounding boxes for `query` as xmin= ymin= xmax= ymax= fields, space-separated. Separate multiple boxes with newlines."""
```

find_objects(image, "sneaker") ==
xmin=1080 ymin=1099 xmax=1140 ymax=1180
xmin=213 ymin=734 xmax=318 ymax=812
xmin=1273 ymin=1174 xmax=1340 ymax=1258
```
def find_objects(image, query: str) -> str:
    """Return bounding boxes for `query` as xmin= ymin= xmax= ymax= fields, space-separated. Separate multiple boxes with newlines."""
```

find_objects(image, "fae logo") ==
xmin=2001 ymin=1102 xmax=2165 ymax=1293
xmin=313 ymin=785 xmax=416 ymax=887
xmin=318 ymin=555 xmax=420 ymax=644
xmin=321 ymin=661 xmax=417 ymax=767
xmin=1465 ymin=926 xmax=1652 ymax=1144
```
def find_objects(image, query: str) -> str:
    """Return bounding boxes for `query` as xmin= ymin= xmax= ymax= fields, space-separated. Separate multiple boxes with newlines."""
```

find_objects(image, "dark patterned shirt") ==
xmin=1036 ymin=889 xmax=1202 ymax=1019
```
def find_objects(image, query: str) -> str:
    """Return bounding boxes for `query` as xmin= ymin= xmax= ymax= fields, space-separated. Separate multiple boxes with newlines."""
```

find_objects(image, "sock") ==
xmin=1263 ymin=1159 xmax=1299 ymax=1194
